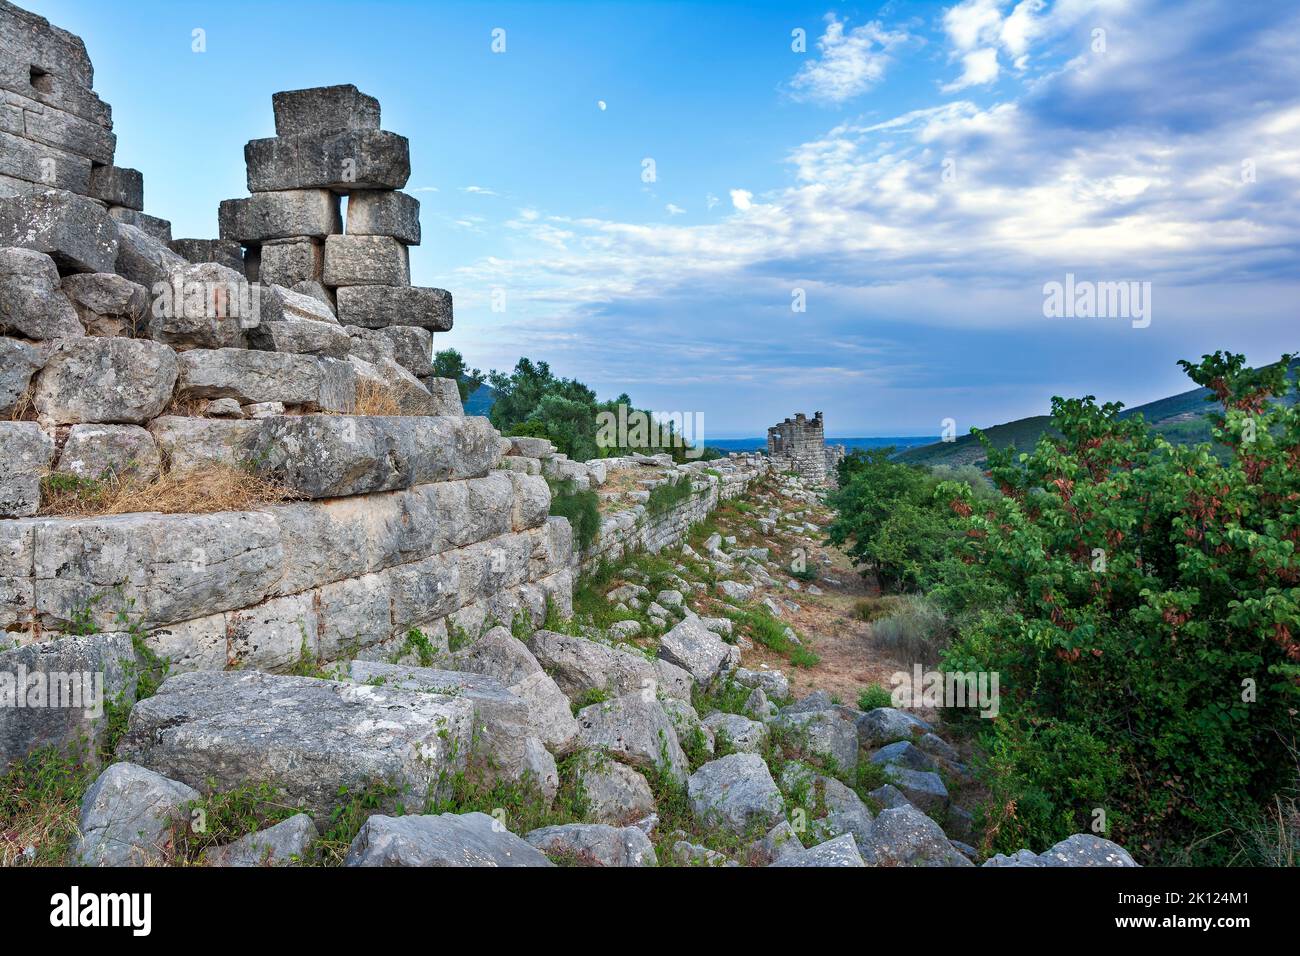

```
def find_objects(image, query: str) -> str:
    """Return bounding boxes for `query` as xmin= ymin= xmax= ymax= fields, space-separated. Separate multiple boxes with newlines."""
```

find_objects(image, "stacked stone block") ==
xmin=767 ymin=411 xmax=833 ymax=485
xmin=215 ymin=84 xmax=452 ymax=396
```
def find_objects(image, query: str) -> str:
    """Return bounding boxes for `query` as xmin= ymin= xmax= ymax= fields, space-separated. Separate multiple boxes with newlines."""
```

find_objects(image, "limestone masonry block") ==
xmin=272 ymin=84 xmax=381 ymax=137
xmin=0 ymin=246 xmax=83 ymax=338
xmin=60 ymin=271 xmax=148 ymax=335
xmin=33 ymin=336 xmax=178 ymax=425
xmin=17 ymin=93 xmax=116 ymax=164
xmin=177 ymin=347 xmax=356 ymax=413
xmin=143 ymin=261 xmax=251 ymax=350
xmin=114 ymin=220 xmax=185 ymax=287
xmin=322 ymin=234 xmax=408 ymax=287
xmin=259 ymin=236 xmax=323 ymax=286
xmin=0 ymin=2 xmax=96 ymax=89
xmin=345 ymin=189 xmax=420 ymax=244
xmin=249 ymin=314 xmax=351 ymax=358
xmin=335 ymin=284 xmax=452 ymax=330
xmin=0 ymin=420 xmax=54 ymax=517
xmin=0 ymin=335 xmax=44 ymax=416
xmin=0 ymin=128 xmax=93 ymax=193
xmin=169 ymin=238 xmax=245 ymax=272
xmin=0 ymin=191 xmax=118 ymax=273
xmin=245 ymin=129 xmax=410 ymax=193
xmin=0 ymin=55 xmax=110 ymax=129
xmin=56 ymin=422 xmax=161 ymax=482
xmin=86 ymin=164 xmax=142 ymax=210
xmin=107 ymin=207 xmax=171 ymax=243
xmin=218 ymin=189 xmax=341 ymax=243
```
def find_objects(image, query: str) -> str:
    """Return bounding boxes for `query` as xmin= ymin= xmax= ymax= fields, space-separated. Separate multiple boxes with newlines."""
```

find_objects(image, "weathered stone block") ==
xmin=347 ymin=354 xmax=438 ymax=416
xmin=0 ymin=128 xmax=92 ymax=193
xmin=0 ymin=4 xmax=95 ymax=89
xmin=118 ymin=670 xmax=475 ymax=823
xmin=148 ymin=415 xmax=264 ymax=476
xmin=218 ymin=189 xmax=341 ymax=243
xmin=245 ymin=129 xmax=410 ymax=193
xmin=107 ymin=207 xmax=171 ymax=243
xmin=0 ymin=246 xmax=83 ymax=338
xmin=18 ymin=95 xmax=115 ymax=164
xmin=169 ymin=238 xmax=244 ymax=272
xmin=0 ymin=191 xmax=117 ymax=273
xmin=322 ymin=234 xmax=408 ymax=287
xmin=247 ymin=413 xmax=501 ymax=498
xmin=378 ymin=323 xmax=432 ymax=376
xmin=143 ymin=261 xmax=252 ymax=350
xmin=0 ymin=420 xmax=54 ymax=516
xmin=345 ymin=812 xmax=552 ymax=867
xmin=575 ymin=694 xmax=689 ymax=784
xmin=259 ymin=236 xmax=323 ymax=286
xmin=272 ymin=84 xmax=380 ymax=137
xmin=345 ymin=189 xmax=420 ymax=244
xmin=0 ymin=633 xmax=136 ymax=770
xmin=87 ymin=164 xmax=142 ymax=209
xmin=60 ymin=271 xmax=148 ymax=336
xmin=33 ymin=337 xmax=177 ymax=425
xmin=335 ymin=284 xmax=451 ymax=330
xmin=249 ymin=315 xmax=351 ymax=358
xmin=56 ymin=423 xmax=161 ymax=482
xmin=74 ymin=762 xmax=198 ymax=866
xmin=177 ymin=348 xmax=356 ymax=412
xmin=203 ymin=813 xmax=318 ymax=867
xmin=0 ymin=335 xmax=43 ymax=415
xmin=0 ymin=52 xmax=110 ymax=128
xmin=114 ymin=221 xmax=185 ymax=287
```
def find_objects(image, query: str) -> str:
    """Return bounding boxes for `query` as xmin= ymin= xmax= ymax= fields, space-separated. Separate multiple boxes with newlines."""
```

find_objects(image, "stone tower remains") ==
xmin=766 ymin=411 xmax=843 ymax=485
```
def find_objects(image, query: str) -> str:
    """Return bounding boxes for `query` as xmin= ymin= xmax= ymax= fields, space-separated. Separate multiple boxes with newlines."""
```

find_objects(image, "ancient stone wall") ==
xmin=0 ymin=2 xmax=564 ymax=672
xmin=767 ymin=411 xmax=832 ymax=485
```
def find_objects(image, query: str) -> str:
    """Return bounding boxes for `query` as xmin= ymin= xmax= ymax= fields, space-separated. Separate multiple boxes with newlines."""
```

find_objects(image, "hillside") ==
xmin=897 ymin=359 xmax=1298 ymax=468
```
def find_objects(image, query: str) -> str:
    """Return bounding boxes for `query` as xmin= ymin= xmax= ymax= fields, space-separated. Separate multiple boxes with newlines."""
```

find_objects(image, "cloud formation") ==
xmin=789 ymin=14 xmax=911 ymax=104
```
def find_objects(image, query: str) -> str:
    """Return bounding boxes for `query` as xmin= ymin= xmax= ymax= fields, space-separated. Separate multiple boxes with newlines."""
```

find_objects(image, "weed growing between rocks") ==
xmin=350 ymin=376 xmax=402 ymax=416
xmin=547 ymin=476 xmax=600 ymax=552
xmin=38 ymin=463 xmax=295 ymax=517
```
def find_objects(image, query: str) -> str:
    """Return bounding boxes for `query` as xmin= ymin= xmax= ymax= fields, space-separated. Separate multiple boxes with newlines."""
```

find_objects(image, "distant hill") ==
xmin=896 ymin=359 xmax=1298 ymax=468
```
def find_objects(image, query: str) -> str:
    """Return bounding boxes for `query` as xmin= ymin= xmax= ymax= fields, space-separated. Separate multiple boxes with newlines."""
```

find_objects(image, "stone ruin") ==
xmin=766 ymin=411 xmax=844 ymax=485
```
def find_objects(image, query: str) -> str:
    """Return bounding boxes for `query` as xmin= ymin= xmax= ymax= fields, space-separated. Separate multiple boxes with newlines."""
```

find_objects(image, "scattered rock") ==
xmin=203 ymin=814 xmax=318 ymax=867
xmin=345 ymin=812 xmax=554 ymax=867
xmin=74 ymin=762 xmax=198 ymax=866
xmin=687 ymin=753 xmax=785 ymax=835
xmin=525 ymin=823 xmax=657 ymax=867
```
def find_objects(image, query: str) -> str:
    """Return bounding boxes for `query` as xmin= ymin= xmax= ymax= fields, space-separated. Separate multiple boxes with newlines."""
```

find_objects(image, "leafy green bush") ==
xmin=857 ymin=685 xmax=893 ymax=711
xmin=645 ymin=475 xmax=694 ymax=518
xmin=942 ymin=352 xmax=1300 ymax=863
xmin=547 ymin=477 xmax=600 ymax=553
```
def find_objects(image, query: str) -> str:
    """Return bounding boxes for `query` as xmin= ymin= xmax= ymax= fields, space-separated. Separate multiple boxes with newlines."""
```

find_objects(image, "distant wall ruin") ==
xmin=766 ymin=411 xmax=843 ymax=485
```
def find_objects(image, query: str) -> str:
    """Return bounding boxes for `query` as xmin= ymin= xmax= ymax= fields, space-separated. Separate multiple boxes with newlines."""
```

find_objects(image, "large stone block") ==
xmin=687 ymin=753 xmax=785 ymax=835
xmin=218 ymin=189 xmax=340 ymax=243
xmin=377 ymin=324 xmax=432 ymax=376
xmin=114 ymin=221 xmax=185 ymax=287
xmin=117 ymin=670 xmax=475 ymax=823
xmin=0 ymin=128 xmax=92 ymax=193
xmin=60 ymin=271 xmax=148 ymax=336
xmin=248 ymin=315 xmax=351 ymax=358
xmin=335 ymin=284 xmax=451 ymax=330
xmin=17 ymin=93 xmax=116 ymax=164
xmin=0 ymin=191 xmax=117 ymax=273
xmin=322 ymin=234 xmax=408 ymax=287
xmin=33 ymin=336 xmax=178 ymax=425
xmin=0 ymin=335 xmax=44 ymax=416
xmin=74 ymin=762 xmax=198 ymax=866
xmin=345 ymin=190 xmax=420 ymax=244
xmin=169 ymin=238 xmax=244 ymax=272
xmin=247 ymin=413 xmax=501 ymax=498
xmin=0 ymin=633 xmax=136 ymax=770
xmin=259 ymin=236 xmax=322 ymax=286
xmin=272 ymin=84 xmax=380 ymax=137
xmin=0 ymin=53 xmax=110 ymax=128
xmin=575 ymin=694 xmax=690 ymax=784
xmin=0 ymin=3 xmax=95 ymax=89
xmin=245 ymin=129 xmax=410 ymax=193
xmin=108 ymin=207 xmax=171 ymax=243
xmin=143 ymin=262 xmax=253 ymax=350
xmin=526 ymin=630 xmax=689 ymax=702
xmin=56 ymin=422 xmax=160 ymax=482
xmin=347 ymin=354 xmax=439 ymax=416
xmin=87 ymin=165 xmax=142 ymax=210
xmin=345 ymin=812 xmax=552 ymax=867
xmin=0 ymin=246 xmax=83 ymax=338
xmin=177 ymin=348 xmax=355 ymax=412
xmin=148 ymin=415 xmax=265 ymax=476
xmin=0 ymin=420 xmax=54 ymax=516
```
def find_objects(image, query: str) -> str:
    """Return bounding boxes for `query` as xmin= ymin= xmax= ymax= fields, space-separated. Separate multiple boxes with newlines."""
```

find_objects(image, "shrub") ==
xmin=645 ymin=474 xmax=694 ymax=518
xmin=869 ymin=595 xmax=952 ymax=665
xmin=547 ymin=477 xmax=600 ymax=553
xmin=857 ymin=685 xmax=893 ymax=711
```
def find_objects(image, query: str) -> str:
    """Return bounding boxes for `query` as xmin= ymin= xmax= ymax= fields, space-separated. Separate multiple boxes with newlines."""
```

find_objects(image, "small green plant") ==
xmin=857 ymin=685 xmax=893 ymax=712
xmin=645 ymin=475 xmax=695 ymax=518
xmin=396 ymin=627 xmax=438 ymax=667
xmin=547 ymin=477 xmax=601 ymax=552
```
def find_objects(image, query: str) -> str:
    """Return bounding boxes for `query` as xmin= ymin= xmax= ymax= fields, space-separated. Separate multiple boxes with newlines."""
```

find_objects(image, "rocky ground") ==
xmin=3 ymin=468 xmax=1139 ymax=868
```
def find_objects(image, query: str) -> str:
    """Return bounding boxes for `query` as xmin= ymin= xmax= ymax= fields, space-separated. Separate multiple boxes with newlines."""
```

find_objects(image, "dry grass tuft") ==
xmin=7 ymin=386 xmax=36 ymax=422
xmin=351 ymin=377 xmax=402 ymax=417
xmin=39 ymin=464 xmax=296 ymax=517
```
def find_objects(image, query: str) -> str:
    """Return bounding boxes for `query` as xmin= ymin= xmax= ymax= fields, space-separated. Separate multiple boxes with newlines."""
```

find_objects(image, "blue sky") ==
xmin=30 ymin=0 xmax=1300 ymax=437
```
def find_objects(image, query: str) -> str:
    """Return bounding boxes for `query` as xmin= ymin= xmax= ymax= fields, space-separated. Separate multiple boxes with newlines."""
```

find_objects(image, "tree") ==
xmin=431 ymin=349 xmax=484 ymax=403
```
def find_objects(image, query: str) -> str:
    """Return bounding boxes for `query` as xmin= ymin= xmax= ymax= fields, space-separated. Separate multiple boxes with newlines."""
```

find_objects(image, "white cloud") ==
xmin=729 ymin=189 xmax=753 ymax=211
xmin=789 ymin=14 xmax=910 ymax=104
xmin=462 ymin=185 xmax=499 ymax=196
xmin=942 ymin=47 xmax=1001 ymax=91
xmin=666 ymin=203 xmax=686 ymax=216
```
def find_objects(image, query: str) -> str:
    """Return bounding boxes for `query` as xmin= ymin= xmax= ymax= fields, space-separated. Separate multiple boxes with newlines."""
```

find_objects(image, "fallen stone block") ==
xmin=245 ymin=129 xmax=410 ymax=193
xmin=0 ymin=191 xmax=117 ymax=273
xmin=882 ymin=765 xmax=949 ymax=813
xmin=108 ymin=208 xmax=171 ymax=243
xmin=202 ymin=813 xmax=318 ymax=867
xmin=0 ymin=633 xmax=136 ymax=770
xmin=33 ymin=336 xmax=178 ymax=424
xmin=247 ymin=413 xmax=501 ymax=498
xmin=217 ymin=189 xmax=341 ymax=243
xmin=177 ymin=348 xmax=355 ymax=412
xmin=322 ymin=234 xmax=409 ymax=287
xmin=771 ymin=832 xmax=866 ymax=867
xmin=576 ymin=693 xmax=689 ymax=784
xmin=118 ymin=670 xmax=475 ymax=823
xmin=526 ymin=629 xmax=689 ymax=702
xmin=336 ymin=284 xmax=451 ymax=330
xmin=858 ymin=804 xmax=972 ymax=867
xmin=60 ymin=271 xmax=148 ymax=336
xmin=776 ymin=707 xmax=860 ymax=773
xmin=702 ymin=712 xmax=768 ymax=753
xmin=658 ymin=614 xmax=735 ymax=685
xmin=249 ymin=315 xmax=350 ymax=357
xmin=348 ymin=354 xmax=439 ymax=416
xmin=687 ymin=752 xmax=785 ymax=835
xmin=572 ymin=752 xmax=656 ymax=826
xmin=0 ymin=336 xmax=44 ymax=416
xmin=0 ymin=247 xmax=82 ymax=338
xmin=114 ymin=221 xmax=186 ymax=287
xmin=272 ymin=84 xmax=380 ymax=137
xmin=73 ymin=762 xmax=199 ymax=866
xmin=55 ymin=423 xmax=160 ymax=482
xmin=169 ymin=238 xmax=244 ymax=272
xmin=86 ymin=164 xmax=142 ymax=210
xmin=258 ymin=281 xmax=338 ymax=326
xmin=525 ymin=823 xmax=657 ymax=867
xmin=345 ymin=812 xmax=553 ymax=867
xmin=346 ymin=189 xmax=420 ymax=244
xmin=856 ymin=707 xmax=933 ymax=748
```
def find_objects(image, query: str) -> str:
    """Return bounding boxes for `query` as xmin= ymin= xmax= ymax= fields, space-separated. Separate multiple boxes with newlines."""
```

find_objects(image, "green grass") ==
xmin=547 ymin=477 xmax=601 ymax=552
xmin=722 ymin=606 xmax=820 ymax=668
